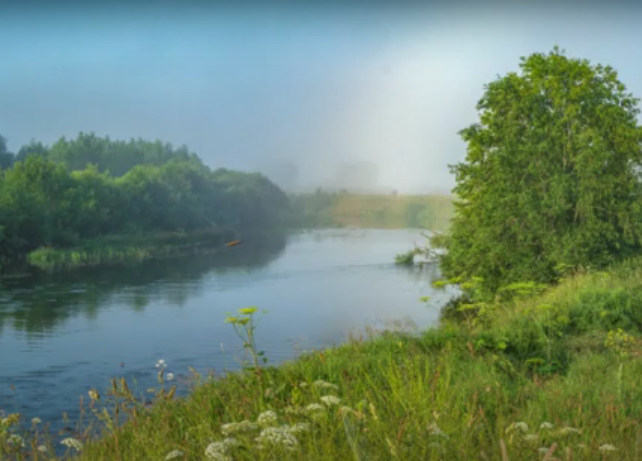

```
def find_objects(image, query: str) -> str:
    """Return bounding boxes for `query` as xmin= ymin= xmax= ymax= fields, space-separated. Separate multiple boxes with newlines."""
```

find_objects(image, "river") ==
xmin=0 ymin=228 xmax=456 ymax=439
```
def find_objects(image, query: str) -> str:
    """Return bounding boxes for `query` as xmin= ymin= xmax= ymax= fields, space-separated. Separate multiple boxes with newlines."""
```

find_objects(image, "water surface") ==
xmin=0 ymin=229 xmax=455 ymax=431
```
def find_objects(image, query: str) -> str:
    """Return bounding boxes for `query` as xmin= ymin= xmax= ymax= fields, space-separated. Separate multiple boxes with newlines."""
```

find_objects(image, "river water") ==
xmin=0 ymin=228 xmax=456 ymax=436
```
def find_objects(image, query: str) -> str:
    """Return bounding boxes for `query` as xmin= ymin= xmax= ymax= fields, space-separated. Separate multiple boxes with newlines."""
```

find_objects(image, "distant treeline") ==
xmin=0 ymin=132 xmax=291 ymax=263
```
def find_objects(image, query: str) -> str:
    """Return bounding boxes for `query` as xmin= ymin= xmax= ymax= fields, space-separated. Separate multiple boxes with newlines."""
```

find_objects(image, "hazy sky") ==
xmin=1 ymin=2 xmax=641 ymax=193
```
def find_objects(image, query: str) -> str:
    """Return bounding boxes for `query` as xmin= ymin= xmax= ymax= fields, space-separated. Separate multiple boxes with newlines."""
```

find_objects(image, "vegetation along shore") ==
xmin=3 ymin=47 xmax=642 ymax=460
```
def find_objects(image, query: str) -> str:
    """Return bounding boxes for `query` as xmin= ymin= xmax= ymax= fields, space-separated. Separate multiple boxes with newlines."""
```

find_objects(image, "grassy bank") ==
xmin=26 ymin=227 xmax=237 ymax=270
xmin=291 ymin=192 xmax=454 ymax=231
xmin=4 ymin=258 xmax=642 ymax=459
xmin=329 ymin=194 xmax=454 ymax=231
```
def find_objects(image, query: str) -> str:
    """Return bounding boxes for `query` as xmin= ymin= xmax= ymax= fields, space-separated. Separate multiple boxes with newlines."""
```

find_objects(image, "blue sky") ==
xmin=1 ymin=3 xmax=641 ymax=192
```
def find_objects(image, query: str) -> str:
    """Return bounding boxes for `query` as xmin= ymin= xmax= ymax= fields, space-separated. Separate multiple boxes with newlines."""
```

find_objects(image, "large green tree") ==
xmin=440 ymin=48 xmax=642 ymax=294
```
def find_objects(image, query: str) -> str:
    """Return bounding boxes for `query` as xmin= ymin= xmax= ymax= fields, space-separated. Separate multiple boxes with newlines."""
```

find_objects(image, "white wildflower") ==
xmin=257 ymin=410 xmax=278 ymax=427
xmin=338 ymin=406 xmax=355 ymax=416
xmin=524 ymin=434 xmax=538 ymax=442
xmin=305 ymin=403 xmax=325 ymax=413
xmin=576 ymin=443 xmax=587 ymax=449
xmin=155 ymin=359 xmax=167 ymax=369
xmin=221 ymin=420 xmax=259 ymax=436
xmin=427 ymin=423 xmax=449 ymax=439
xmin=204 ymin=438 xmax=239 ymax=461
xmin=284 ymin=406 xmax=305 ymax=415
xmin=61 ymin=437 xmax=83 ymax=451
xmin=31 ymin=417 xmax=42 ymax=425
xmin=37 ymin=445 xmax=48 ymax=453
xmin=539 ymin=447 xmax=550 ymax=454
xmin=8 ymin=434 xmax=25 ymax=447
xmin=255 ymin=426 xmax=299 ymax=451
xmin=313 ymin=380 xmax=339 ymax=391
xmin=515 ymin=421 xmax=529 ymax=433
xmin=166 ymin=373 xmax=174 ymax=381
xmin=165 ymin=449 xmax=184 ymax=460
xmin=539 ymin=421 xmax=553 ymax=430
xmin=320 ymin=395 xmax=341 ymax=406
xmin=299 ymin=382 xmax=309 ymax=388
xmin=559 ymin=426 xmax=581 ymax=436
xmin=599 ymin=444 xmax=617 ymax=452
xmin=287 ymin=423 xmax=311 ymax=434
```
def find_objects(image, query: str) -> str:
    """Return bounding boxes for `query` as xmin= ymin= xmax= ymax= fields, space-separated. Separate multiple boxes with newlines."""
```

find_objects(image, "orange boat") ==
xmin=225 ymin=239 xmax=242 ymax=247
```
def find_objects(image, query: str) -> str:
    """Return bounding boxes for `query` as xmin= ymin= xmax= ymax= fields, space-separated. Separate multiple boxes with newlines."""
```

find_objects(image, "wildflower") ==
xmin=339 ymin=406 xmax=355 ymax=416
xmin=165 ymin=449 xmax=184 ymax=460
xmin=539 ymin=447 xmax=550 ymax=454
xmin=576 ymin=443 xmax=587 ymax=449
xmin=320 ymin=395 xmax=341 ymax=406
xmin=88 ymin=389 xmax=100 ymax=401
xmin=539 ymin=421 xmax=553 ymax=430
xmin=257 ymin=410 xmax=278 ymax=427
xmin=558 ymin=426 xmax=581 ymax=436
xmin=288 ymin=423 xmax=311 ymax=434
xmin=255 ymin=426 xmax=299 ymax=451
xmin=515 ymin=422 xmax=529 ymax=433
xmin=37 ymin=445 xmax=48 ymax=453
xmin=61 ymin=437 xmax=83 ymax=451
xmin=204 ymin=439 xmax=239 ymax=461
xmin=221 ymin=420 xmax=259 ymax=436
xmin=305 ymin=403 xmax=325 ymax=413
xmin=599 ymin=444 xmax=617 ymax=452
xmin=31 ymin=417 xmax=42 ymax=425
xmin=7 ymin=434 xmax=25 ymax=447
xmin=239 ymin=307 xmax=258 ymax=315
xmin=299 ymin=382 xmax=309 ymax=388
xmin=524 ymin=434 xmax=538 ymax=442
xmin=313 ymin=380 xmax=339 ymax=391
xmin=284 ymin=406 xmax=305 ymax=416
xmin=155 ymin=359 xmax=167 ymax=369
xmin=166 ymin=373 xmax=175 ymax=381
xmin=427 ymin=423 xmax=449 ymax=439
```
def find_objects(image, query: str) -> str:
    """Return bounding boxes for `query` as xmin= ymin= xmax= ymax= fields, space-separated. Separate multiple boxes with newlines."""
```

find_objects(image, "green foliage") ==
xmin=441 ymin=47 xmax=642 ymax=294
xmin=0 ymin=135 xmax=291 ymax=266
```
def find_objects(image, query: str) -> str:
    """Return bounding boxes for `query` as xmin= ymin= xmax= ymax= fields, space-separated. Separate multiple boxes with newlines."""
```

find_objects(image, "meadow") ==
xmin=3 ymin=257 xmax=641 ymax=460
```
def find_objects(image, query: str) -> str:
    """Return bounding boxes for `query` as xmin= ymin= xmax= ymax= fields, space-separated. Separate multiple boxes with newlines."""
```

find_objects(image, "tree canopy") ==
xmin=440 ymin=48 xmax=642 ymax=294
xmin=0 ymin=134 xmax=292 ymax=262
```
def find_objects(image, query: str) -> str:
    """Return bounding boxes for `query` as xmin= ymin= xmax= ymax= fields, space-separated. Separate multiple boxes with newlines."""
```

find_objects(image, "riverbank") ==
xmin=5 ymin=257 xmax=639 ymax=460
xmin=26 ymin=227 xmax=237 ymax=270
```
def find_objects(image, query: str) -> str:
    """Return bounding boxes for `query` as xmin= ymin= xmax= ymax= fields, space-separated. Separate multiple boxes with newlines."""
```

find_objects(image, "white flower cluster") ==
xmin=255 ymin=426 xmax=300 ymax=451
xmin=60 ymin=437 xmax=83 ymax=451
xmin=164 ymin=449 xmax=184 ymax=460
xmin=204 ymin=438 xmax=240 ymax=461
xmin=558 ymin=426 xmax=581 ymax=436
xmin=320 ymin=395 xmax=341 ymax=406
xmin=313 ymin=380 xmax=339 ymax=391
xmin=7 ymin=434 xmax=25 ymax=447
xmin=305 ymin=403 xmax=325 ymax=413
xmin=221 ymin=420 xmax=259 ymax=436
xmin=539 ymin=421 xmax=554 ymax=430
xmin=257 ymin=410 xmax=278 ymax=427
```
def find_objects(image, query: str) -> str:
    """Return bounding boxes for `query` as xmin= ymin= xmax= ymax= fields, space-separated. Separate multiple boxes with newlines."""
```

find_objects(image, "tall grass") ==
xmin=4 ymin=259 xmax=642 ymax=459
xmin=26 ymin=227 xmax=236 ymax=270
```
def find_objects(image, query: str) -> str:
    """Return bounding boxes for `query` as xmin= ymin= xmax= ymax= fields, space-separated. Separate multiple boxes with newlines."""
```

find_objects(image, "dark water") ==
xmin=0 ymin=229 xmax=456 ymax=436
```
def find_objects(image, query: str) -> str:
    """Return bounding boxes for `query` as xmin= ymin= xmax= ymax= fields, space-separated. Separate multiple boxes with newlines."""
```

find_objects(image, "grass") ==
xmin=4 ymin=260 xmax=642 ymax=459
xmin=290 ymin=193 xmax=455 ymax=231
xmin=26 ymin=227 xmax=236 ymax=270
xmin=328 ymin=194 xmax=454 ymax=231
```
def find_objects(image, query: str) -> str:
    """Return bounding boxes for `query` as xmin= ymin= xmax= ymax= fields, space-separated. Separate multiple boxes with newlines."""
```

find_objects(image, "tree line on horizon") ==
xmin=0 ymin=132 xmax=291 ymax=263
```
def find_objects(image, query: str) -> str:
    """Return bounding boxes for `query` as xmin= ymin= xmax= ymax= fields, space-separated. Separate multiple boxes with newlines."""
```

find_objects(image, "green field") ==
xmin=291 ymin=192 xmax=455 ymax=232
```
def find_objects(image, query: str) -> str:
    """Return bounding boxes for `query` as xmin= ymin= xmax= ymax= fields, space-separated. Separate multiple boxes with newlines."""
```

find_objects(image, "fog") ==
xmin=1 ymin=2 xmax=642 ymax=193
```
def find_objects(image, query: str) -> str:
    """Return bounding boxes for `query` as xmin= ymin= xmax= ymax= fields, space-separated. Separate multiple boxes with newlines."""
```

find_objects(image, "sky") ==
xmin=1 ymin=1 xmax=642 ymax=193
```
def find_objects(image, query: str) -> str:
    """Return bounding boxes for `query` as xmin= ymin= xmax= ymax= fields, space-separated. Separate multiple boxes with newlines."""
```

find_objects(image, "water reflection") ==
xmin=0 ymin=231 xmax=287 ymax=336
